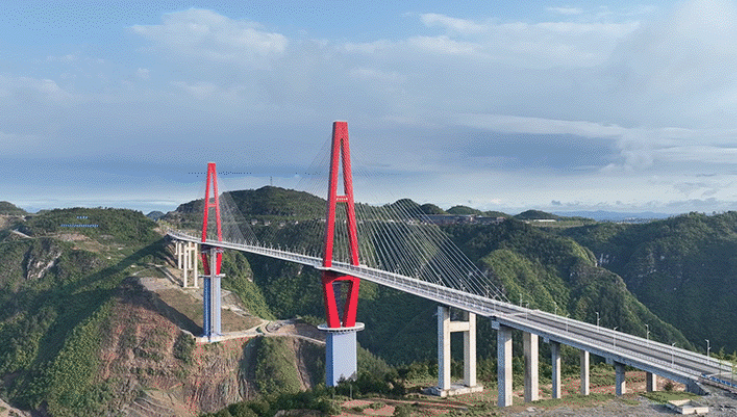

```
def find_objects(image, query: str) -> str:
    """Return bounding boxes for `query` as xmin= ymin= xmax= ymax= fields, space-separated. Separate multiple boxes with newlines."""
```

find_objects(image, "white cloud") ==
xmin=0 ymin=75 xmax=74 ymax=104
xmin=454 ymin=114 xmax=624 ymax=138
xmin=420 ymin=13 xmax=487 ymax=34
xmin=546 ymin=6 xmax=584 ymax=16
xmin=131 ymin=9 xmax=288 ymax=68
xmin=407 ymin=35 xmax=479 ymax=56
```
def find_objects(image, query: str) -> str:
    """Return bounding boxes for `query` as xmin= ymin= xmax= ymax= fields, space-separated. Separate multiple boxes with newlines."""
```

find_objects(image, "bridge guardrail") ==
xmin=168 ymin=230 xmax=733 ymax=385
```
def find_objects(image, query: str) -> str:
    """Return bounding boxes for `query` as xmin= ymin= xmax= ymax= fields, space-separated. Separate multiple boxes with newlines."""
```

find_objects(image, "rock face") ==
xmin=96 ymin=279 xmax=321 ymax=417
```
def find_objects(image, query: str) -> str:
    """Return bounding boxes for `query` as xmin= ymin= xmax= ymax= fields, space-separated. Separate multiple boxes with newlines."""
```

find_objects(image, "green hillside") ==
xmin=0 ymin=201 xmax=26 ymax=216
xmin=562 ymin=211 xmax=737 ymax=353
xmin=446 ymin=220 xmax=690 ymax=347
xmin=0 ymin=193 xmax=725 ymax=416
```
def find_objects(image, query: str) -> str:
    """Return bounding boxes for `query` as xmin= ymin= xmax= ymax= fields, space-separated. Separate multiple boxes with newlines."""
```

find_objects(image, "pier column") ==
xmin=580 ymin=350 xmax=590 ymax=395
xmin=551 ymin=342 xmax=562 ymax=399
xmin=191 ymin=242 xmax=199 ymax=288
xmin=438 ymin=306 xmax=451 ymax=391
xmin=646 ymin=372 xmax=657 ymax=392
xmin=321 ymin=324 xmax=364 ymax=386
xmin=524 ymin=332 xmax=539 ymax=402
xmin=176 ymin=241 xmax=183 ymax=269
xmin=433 ymin=307 xmax=481 ymax=396
xmin=182 ymin=242 xmax=190 ymax=287
xmin=497 ymin=324 xmax=513 ymax=407
xmin=202 ymin=247 xmax=223 ymax=341
xmin=614 ymin=362 xmax=626 ymax=396
xmin=463 ymin=311 xmax=477 ymax=387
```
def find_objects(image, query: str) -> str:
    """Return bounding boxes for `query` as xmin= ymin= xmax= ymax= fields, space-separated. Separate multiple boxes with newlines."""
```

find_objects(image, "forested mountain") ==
xmin=1 ymin=193 xmax=734 ymax=416
xmin=562 ymin=211 xmax=737 ymax=354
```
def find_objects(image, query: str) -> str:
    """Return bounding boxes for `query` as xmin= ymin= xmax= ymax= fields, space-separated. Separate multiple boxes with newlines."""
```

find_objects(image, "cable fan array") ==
xmin=183 ymin=133 xmax=509 ymax=304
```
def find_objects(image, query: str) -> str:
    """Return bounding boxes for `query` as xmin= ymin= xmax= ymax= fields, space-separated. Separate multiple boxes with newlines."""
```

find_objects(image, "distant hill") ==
xmin=514 ymin=210 xmax=595 ymax=224
xmin=483 ymin=210 xmax=511 ymax=218
xmin=18 ymin=207 xmax=159 ymax=243
xmin=514 ymin=209 xmax=560 ymax=220
xmin=419 ymin=203 xmax=445 ymax=215
xmin=553 ymin=210 xmax=670 ymax=222
xmin=447 ymin=205 xmax=483 ymax=215
xmin=172 ymin=186 xmax=325 ymax=219
xmin=146 ymin=210 xmax=166 ymax=221
xmin=0 ymin=201 xmax=26 ymax=216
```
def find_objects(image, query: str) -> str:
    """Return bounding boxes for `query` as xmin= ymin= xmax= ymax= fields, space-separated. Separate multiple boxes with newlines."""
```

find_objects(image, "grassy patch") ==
xmin=531 ymin=393 xmax=618 ymax=408
xmin=642 ymin=391 xmax=701 ymax=404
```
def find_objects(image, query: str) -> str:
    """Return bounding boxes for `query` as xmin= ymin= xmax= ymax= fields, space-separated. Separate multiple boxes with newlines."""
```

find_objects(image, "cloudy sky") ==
xmin=2 ymin=0 xmax=737 ymax=214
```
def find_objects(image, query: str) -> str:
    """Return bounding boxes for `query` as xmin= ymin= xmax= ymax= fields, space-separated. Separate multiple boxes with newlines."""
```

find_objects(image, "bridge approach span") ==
xmin=168 ymin=230 xmax=726 ymax=390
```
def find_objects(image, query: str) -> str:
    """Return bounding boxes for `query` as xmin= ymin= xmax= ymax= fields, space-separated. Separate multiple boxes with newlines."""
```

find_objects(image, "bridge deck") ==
xmin=168 ymin=230 xmax=734 ymax=389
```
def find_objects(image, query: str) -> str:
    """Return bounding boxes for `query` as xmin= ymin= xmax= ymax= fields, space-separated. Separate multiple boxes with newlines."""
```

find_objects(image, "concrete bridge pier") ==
xmin=201 ymin=247 xmax=223 ymax=341
xmin=175 ymin=240 xmax=199 ymax=288
xmin=580 ymin=350 xmax=590 ymax=395
xmin=319 ymin=323 xmax=365 ymax=386
xmin=551 ymin=342 xmax=562 ymax=399
xmin=524 ymin=332 xmax=539 ymax=402
xmin=175 ymin=240 xmax=183 ymax=268
xmin=431 ymin=306 xmax=482 ymax=397
xmin=494 ymin=322 xmax=514 ymax=407
xmin=646 ymin=372 xmax=657 ymax=392
xmin=615 ymin=362 xmax=626 ymax=396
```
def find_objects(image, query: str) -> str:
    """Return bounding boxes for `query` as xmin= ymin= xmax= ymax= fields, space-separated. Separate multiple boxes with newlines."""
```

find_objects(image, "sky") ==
xmin=2 ymin=0 xmax=737 ymax=215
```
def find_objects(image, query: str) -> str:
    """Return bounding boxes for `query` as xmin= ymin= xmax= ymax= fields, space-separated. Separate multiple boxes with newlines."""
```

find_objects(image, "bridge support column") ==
xmin=438 ymin=306 xmax=451 ymax=391
xmin=191 ymin=242 xmax=199 ymax=287
xmin=431 ymin=307 xmax=482 ymax=397
xmin=551 ymin=342 xmax=562 ymax=399
xmin=202 ymin=247 xmax=223 ymax=341
xmin=580 ymin=350 xmax=590 ymax=395
xmin=179 ymin=241 xmax=199 ymax=288
xmin=646 ymin=372 xmax=657 ymax=392
xmin=176 ymin=240 xmax=183 ymax=269
xmin=614 ymin=362 xmax=626 ymax=396
xmin=320 ymin=324 xmax=364 ymax=386
xmin=181 ymin=241 xmax=189 ymax=286
xmin=497 ymin=323 xmax=513 ymax=407
xmin=524 ymin=332 xmax=539 ymax=402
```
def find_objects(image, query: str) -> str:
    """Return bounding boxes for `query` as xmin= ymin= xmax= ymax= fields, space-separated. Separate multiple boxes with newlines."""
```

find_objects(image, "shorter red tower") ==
xmin=201 ymin=162 xmax=224 ymax=341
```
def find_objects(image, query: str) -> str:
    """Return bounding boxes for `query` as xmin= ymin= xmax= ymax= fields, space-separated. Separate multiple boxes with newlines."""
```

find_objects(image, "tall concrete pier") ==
xmin=430 ymin=306 xmax=483 ymax=397
xmin=201 ymin=247 xmax=223 ymax=341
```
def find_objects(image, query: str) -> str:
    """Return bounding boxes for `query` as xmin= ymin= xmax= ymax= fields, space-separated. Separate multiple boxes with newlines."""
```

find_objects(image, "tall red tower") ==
xmin=318 ymin=121 xmax=364 ymax=385
xmin=201 ymin=162 xmax=224 ymax=341
xmin=322 ymin=121 xmax=361 ymax=328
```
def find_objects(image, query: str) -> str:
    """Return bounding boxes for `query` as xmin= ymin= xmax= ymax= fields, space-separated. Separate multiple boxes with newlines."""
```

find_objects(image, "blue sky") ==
xmin=2 ymin=0 xmax=737 ymax=214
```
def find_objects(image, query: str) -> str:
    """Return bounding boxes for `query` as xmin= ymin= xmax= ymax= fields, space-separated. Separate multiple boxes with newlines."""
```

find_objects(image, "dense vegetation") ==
xmin=0 ymin=208 xmax=168 ymax=416
xmin=562 ymin=211 xmax=737 ymax=353
xmin=4 ymin=192 xmax=737 ymax=416
xmin=0 ymin=201 xmax=26 ymax=215
xmin=19 ymin=207 xmax=160 ymax=243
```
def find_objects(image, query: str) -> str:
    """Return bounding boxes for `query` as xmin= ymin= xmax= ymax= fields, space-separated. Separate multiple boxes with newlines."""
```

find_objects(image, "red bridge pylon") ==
xmin=322 ymin=121 xmax=361 ymax=328
xmin=319 ymin=121 xmax=364 ymax=386
xmin=201 ymin=162 xmax=224 ymax=341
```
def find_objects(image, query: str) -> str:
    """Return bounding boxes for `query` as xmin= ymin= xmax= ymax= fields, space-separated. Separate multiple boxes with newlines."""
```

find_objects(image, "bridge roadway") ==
xmin=168 ymin=230 xmax=732 ymax=389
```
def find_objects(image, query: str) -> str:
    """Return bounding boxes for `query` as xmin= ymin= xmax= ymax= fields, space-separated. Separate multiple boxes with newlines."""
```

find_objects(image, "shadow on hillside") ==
xmin=26 ymin=239 xmax=168 ymax=365
xmin=119 ymin=276 xmax=202 ymax=336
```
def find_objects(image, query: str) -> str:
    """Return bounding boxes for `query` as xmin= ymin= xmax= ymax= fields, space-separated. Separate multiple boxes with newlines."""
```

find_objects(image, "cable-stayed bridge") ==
xmin=168 ymin=121 xmax=736 ymax=406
